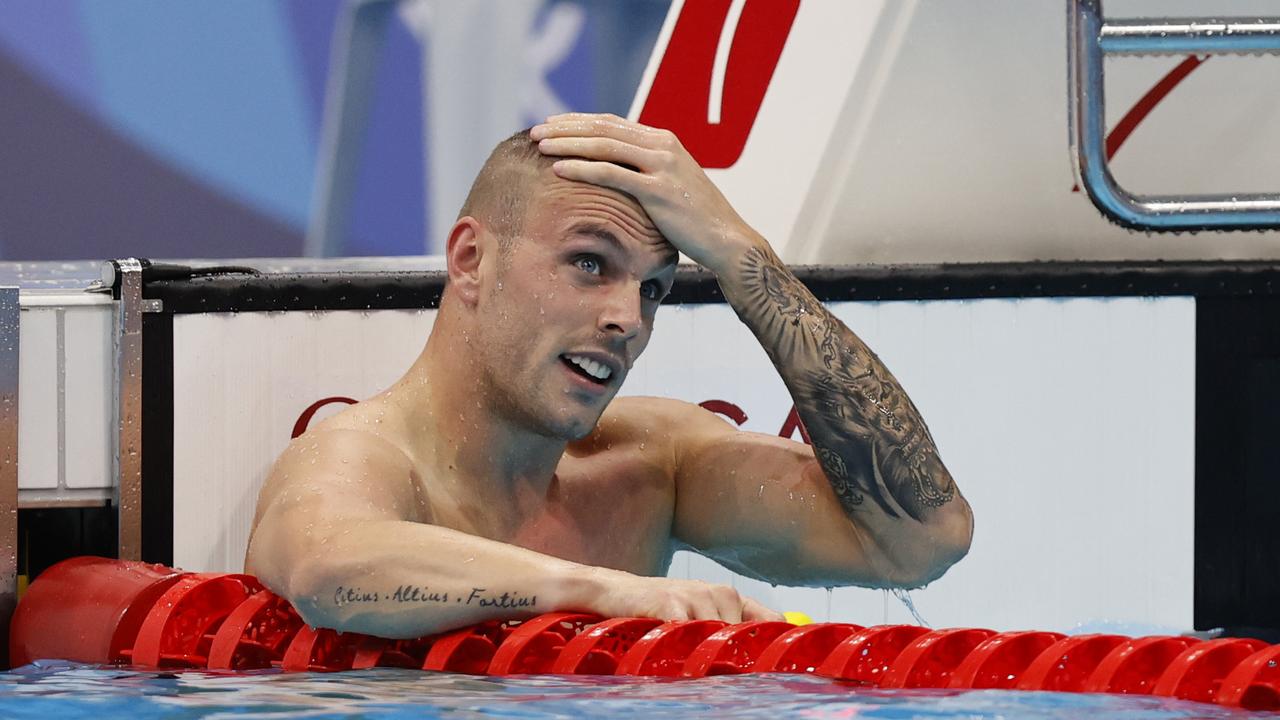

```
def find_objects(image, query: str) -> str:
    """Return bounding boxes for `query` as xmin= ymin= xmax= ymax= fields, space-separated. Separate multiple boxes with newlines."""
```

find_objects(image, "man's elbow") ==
xmin=282 ymin=562 xmax=344 ymax=630
xmin=891 ymin=500 xmax=974 ymax=588
xmin=246 ymin=526 xmax=337 ymax=629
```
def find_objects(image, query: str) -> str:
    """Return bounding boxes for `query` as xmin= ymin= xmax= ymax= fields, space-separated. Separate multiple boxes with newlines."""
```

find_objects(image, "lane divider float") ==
xmin=10 ymin=557 xmax=1279 ymax=711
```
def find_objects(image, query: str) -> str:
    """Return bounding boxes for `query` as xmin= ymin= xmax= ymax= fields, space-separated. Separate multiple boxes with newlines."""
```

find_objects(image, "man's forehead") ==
xmin=561 ymin=220 xmax=679 ymax=267
xmin=533 ymin=177 xmax=676 ymax=262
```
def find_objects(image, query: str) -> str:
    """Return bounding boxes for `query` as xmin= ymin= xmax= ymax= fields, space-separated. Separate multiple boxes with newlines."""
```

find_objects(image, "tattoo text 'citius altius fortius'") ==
xmin=333 ymin=585 xmax=537 ymax=610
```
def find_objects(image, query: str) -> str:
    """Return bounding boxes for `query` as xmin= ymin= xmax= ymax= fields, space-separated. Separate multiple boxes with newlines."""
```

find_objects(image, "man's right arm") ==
xmin=246 ymin=429 xmax=778 ymax=639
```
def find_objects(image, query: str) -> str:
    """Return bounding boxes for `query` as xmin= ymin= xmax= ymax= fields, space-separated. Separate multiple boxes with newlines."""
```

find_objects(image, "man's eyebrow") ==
xmin=565 ymin=222 xmax=624 ymax=251
xmin=567 ymin=222 xmax=679 ymax=270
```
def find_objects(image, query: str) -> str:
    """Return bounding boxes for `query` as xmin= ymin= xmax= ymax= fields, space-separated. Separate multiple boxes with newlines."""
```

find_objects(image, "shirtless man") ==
xmin=246 ymin=114 xmax=973 ymax=638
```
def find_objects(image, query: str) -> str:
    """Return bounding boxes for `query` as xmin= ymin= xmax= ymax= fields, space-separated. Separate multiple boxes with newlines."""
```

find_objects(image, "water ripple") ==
xmin=0 ymin=662 xmax=1268 ymax=719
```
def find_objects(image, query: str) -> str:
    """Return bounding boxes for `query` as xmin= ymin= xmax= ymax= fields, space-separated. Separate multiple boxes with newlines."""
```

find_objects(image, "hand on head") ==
xmin=530 ymin=113 xmax=764 ymax=276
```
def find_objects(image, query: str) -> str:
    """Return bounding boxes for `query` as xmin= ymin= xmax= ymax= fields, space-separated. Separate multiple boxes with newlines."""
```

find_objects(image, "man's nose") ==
xmin=598 ymin=282 xmax=643 ymax=340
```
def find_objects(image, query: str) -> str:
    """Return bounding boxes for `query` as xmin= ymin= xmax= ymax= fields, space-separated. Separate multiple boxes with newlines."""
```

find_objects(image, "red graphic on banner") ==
xmin=777 ymin=405 xmax=811 ymax=444
xmin=638 ymin=0 xmax=800 ymax=168
xmin=292 ymin=396 xmax=358 ymax=438
xmin=700 ymin=399 xmax=812 ymax=445
xmin=699 ymin=399 xmax=748 ymax=425
xmin=1073 ymin=54 xmax=1207 ymax=192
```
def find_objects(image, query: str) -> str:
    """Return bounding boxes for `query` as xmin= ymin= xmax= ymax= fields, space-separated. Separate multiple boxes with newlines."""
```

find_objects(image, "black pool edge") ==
xmin=139 ymin=259 xmax=1280 ymax=313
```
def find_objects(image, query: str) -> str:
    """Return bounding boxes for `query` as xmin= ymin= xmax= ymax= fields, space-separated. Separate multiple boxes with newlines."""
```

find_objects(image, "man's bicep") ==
xmin=670 ymin=408 xmax=880 ymax=585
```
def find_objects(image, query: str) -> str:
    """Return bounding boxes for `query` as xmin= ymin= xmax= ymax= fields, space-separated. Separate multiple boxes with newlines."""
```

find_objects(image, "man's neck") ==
xmin=401 ymin=320 xmax=566 ymax=506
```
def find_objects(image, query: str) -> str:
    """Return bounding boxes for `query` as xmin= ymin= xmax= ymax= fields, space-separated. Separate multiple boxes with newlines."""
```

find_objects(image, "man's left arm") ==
xmin=712 ymin=242 xmax=973 ymax=586
xmin=532 ymin=114 xmax=973 ymax=588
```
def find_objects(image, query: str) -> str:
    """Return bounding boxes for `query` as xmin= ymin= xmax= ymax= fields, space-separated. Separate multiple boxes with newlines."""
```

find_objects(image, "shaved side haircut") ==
xmin=457 ymin=129 xmax=557 ymax=252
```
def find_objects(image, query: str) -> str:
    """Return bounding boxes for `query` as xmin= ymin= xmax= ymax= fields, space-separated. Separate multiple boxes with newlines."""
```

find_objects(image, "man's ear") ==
xmin=446 ymin=217 xmax=485 ymax=306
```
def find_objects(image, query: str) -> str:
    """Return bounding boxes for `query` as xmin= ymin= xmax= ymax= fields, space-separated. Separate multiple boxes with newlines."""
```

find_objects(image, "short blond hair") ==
xmin=456 ymin=129 xmax=557 ymax=249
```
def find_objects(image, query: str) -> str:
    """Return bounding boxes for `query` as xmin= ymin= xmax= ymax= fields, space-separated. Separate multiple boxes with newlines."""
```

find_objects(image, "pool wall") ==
xmin=166 ymin=292 xmax=1193 ymax=634
xmin=128 ymin=258 xmax=1280 ymax=640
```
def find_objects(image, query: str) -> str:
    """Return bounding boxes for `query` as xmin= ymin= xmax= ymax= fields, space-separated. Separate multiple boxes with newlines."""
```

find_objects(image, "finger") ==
xmin=533 ymin=115 xmax=672 ymax=149
xmin=543 ymin=112 xmax=640 ymax=131
xmin=685 ymin=587 xmax=721 ymax=622
xmin=742 ymin=597 xmax=786 ymax=623
xmin=537 ymin=137 xmax=662 ymax=172
xmin=545 ymin=111 xmax=627 ymax=123
xmin=551 ymin=159 xmax=650 ymax=197
xmin=710 ymin=586 xmax=743 ymax=624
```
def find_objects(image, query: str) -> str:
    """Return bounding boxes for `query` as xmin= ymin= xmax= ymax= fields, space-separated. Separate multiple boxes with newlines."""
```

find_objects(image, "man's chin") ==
xmin=548 ymin=399 xmax=612 ymax=442
xmin=558 ymin=408 xmax=607 ymax=441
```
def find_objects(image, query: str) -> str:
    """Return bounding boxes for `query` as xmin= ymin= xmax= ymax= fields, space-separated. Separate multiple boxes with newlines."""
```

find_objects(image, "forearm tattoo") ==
xmin=733 ymin=246 xmax=955 ymax=521
xmin=332 ymin=585 xmax=537 ymax=610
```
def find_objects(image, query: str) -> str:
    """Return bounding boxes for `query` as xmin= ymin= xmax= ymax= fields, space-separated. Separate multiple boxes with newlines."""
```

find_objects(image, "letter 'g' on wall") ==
xmin=638 ymin=0 xmax=800 ymax=169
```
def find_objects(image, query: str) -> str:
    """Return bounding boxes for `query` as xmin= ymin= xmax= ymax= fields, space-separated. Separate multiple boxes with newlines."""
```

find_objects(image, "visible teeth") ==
xmin=566 ymin=354 xmax=612 ymax=381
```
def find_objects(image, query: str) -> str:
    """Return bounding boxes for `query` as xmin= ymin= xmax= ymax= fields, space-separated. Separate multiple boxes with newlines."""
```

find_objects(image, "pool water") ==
xmin=0 ymin=662 xmax=1268 ymax=719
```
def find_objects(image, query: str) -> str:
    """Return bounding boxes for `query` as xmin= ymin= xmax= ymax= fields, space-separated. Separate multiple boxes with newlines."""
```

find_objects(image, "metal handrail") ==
xmin=1068 ymin=0 xmax=1280 ymax=231
xmin=1100 ymin=19 xmax=1280 ymax=56
xmin=111 ymin=260 xmax=144 ymax=561
xmin=0 ymin=287 xmax=17 ymax=667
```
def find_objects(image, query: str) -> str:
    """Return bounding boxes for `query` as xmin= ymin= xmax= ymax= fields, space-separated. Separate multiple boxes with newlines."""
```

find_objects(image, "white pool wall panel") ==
xmin=17 ymin=297 xmax=116 ymax=497
xmin=172 ymin=297 xmax=1194 ymax=633
xmin=17 ymin=308 xmax=58 ymax=490
xmin=63 ymin=306 xmax=113 ymax=489
xmin=649 ymin=298 xmax=1195 ymax=633
xmin=172 ymin=310 xmax=435 ymax=574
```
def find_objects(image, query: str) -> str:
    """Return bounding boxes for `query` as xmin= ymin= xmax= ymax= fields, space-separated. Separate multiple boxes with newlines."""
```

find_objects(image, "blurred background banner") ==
xmin=0 ymin=0 xmax=669 ymax=261
xmin=2 ymin=0 xmax=1278 ymax=263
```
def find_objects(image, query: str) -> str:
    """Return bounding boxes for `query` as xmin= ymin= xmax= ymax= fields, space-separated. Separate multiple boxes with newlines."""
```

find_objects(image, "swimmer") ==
xmin=245 ymin=114 xmax=973 ymax=638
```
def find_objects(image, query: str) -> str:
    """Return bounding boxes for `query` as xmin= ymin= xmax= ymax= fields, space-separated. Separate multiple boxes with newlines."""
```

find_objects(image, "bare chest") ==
xmin=432 ymin=451 xmax=676 ymax=576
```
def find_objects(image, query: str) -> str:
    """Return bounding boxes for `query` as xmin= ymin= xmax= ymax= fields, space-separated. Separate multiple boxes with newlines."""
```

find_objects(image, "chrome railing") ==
xmin=1068 ymin=0 xmax=1280 ymax=231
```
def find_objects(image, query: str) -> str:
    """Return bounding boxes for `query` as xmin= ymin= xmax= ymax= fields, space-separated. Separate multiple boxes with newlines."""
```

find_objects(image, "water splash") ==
xmin=890 ymin=588 xmax=930 ymax=627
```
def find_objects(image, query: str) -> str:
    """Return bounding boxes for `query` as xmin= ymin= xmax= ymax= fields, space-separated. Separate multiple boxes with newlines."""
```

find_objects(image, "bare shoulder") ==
xmin=287 ymin=395 xmax=422 ymax=474
xmin=585 ymin=396 xmax=738 ymax=453
xmin=254 ymin=423 xmax=420 ymax=525
xmin=279 ymin=425 xmax=415 ymax=472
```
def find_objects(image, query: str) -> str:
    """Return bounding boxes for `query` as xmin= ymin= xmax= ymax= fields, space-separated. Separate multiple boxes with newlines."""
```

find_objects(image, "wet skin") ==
xmin=250 ymin=178 xmax=683 ymax=577
xmin=246 ymin=115 xmax=971 ymax=638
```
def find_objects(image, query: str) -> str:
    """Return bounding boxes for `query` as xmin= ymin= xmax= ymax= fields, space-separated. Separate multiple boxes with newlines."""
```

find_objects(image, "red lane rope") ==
xmin=12 ymin=558 xmax=1279 ymax=712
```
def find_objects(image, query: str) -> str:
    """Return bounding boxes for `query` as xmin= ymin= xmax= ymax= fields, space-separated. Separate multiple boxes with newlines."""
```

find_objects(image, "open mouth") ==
xmin=560 ymin=354 xmax=613 ymax=386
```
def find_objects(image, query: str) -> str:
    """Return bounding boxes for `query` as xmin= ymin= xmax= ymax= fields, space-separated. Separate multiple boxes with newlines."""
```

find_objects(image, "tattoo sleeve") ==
xmin=723 ymin=245 xmax=956 ymax=522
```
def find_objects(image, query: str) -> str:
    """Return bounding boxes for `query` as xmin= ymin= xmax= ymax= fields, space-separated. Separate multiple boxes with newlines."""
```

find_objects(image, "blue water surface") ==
xmin=0 ymin=661 xmax=1266 ymax=719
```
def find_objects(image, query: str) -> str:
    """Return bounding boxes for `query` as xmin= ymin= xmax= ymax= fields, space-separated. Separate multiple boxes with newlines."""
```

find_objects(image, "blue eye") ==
xmin=574 ymin=256 xmax=601 ymax=275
